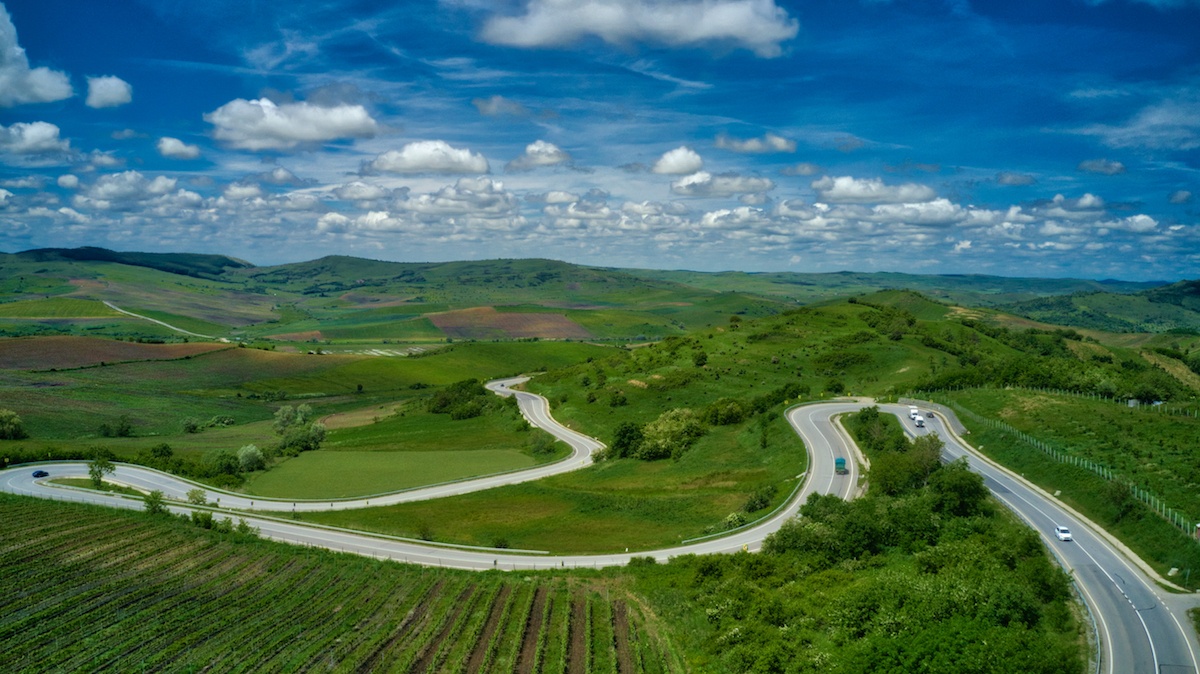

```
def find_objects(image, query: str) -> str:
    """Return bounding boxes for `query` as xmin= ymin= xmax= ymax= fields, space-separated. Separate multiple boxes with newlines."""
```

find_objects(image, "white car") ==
xmin=909 ymin=406 xmax=919 ymax=419
xmin=1054 ymin=525 xmax=1072 ymax=542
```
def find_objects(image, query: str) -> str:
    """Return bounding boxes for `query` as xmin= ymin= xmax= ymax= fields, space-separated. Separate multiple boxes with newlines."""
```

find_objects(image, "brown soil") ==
xmin=466 ymin=585 xmax=512 ymax=674
xmin=515 ymin=586 xmax=549 ymax=674
xmin=262 ymin=330 xmax=324 ymax=341
xmin=0 ymin=335 xmax=228 ymax=370
xmin=567 ymin=594 xmax=587 ymax=674
xmin=428 ymin=307 xmax=592 ymax=340
xmin=612 ymin=601 xmax=634 ymax=674
xmin=355 ymin=580 xmax=444 ymax=674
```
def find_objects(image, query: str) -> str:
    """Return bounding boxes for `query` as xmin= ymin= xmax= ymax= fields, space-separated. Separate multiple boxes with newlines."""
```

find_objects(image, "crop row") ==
xmin=0 ymin=495 xmax=684 ymax=673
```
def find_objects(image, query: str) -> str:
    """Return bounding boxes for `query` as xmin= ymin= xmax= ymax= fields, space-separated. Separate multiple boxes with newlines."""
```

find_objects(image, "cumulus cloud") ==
xmin=478 ymin=0 xmax=800 ymax=58
xmin=472 ymin=95 xmax=529 ymax=116
xmin=335 ymin=181 xmax=392 ymax=203
xmin=811 ymin=176 xmax=936 ymax=204
xmin=781 ymin=162 xmax=820 ymax=176
xmin=204 ymin=98 xmax=378 ymax=150
xmin=0 ymin=6 xmax=73 ymax=107
xmin=652 ymin=146 xmax=703 ymax=174
xmin=157 ymin=137 xmax=201 ymax=160
xmin=506 ymin=140 xmax=571 ymax=171
xmin=365 ymin=140 xmax=489 ymax=174
xmin=222 ymin=183 xmax=263 ymax=201
xmin=869 ymin=198 xmax=966 ymax=226
xmin=671 ymin=171 xmax=774 ymax=197
xmin=1169 ymin=190 xmax=1192 ymax=204
xmin=996 ymin=171 xmax=1036 ymax=186
xmin=0 ymin=121 xmax=71 ymax=162
xmin=1077 ymin=158 xmax=1126 ymax=175
xmin=72 ymin=170 xmax=190 ymax=211
xmin=85 ymin=76 xmax=132 ymax=108
xmin=715 ymin=132 xmax=795 ymax=153
xmin=57 ymin=174 xmax=78 ymax=189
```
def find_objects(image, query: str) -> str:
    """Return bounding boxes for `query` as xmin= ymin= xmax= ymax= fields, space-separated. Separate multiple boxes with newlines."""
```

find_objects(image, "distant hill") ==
xmin=16 ymin=247 xmax=251 ymax=279
xmin=997 ymin=281 xmax=1200 ymax=333
xmin=0 ymin=247 xmax=1189 ymax=341
xmin=618 ymin=268 xmax=1163 ymax=307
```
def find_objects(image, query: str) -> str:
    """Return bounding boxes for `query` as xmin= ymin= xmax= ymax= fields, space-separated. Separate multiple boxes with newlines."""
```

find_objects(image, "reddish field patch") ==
xmin=429 ymin=307 xmax=591 ymax=340
xmin=0 ymin=336 xmax=229 ymax=370
xmin=264 ymin=330 xmax=324 ymax=341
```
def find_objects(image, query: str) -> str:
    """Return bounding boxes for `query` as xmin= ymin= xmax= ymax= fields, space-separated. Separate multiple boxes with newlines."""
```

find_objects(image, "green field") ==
xmin=242 ymin=449 xmax=539 ymax=499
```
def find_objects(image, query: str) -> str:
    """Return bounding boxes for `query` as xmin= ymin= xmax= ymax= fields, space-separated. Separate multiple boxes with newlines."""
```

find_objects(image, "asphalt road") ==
xmin=2 ymin=389 xmax=1196 ymax=672
xmin=894 ymin=403 xmax=1199 ymax=674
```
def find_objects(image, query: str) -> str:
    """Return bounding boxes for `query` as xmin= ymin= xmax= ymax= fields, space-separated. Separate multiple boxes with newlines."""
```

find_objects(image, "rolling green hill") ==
xmin=0 ymin=247 xmax=1190 ymax=344
xmin=998 ymin=281 xmax=1200 ymax=334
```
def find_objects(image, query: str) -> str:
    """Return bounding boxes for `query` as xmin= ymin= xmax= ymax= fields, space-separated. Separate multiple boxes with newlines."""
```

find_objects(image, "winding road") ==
xmin=1 ymin=385 xmax=1197 ymax=672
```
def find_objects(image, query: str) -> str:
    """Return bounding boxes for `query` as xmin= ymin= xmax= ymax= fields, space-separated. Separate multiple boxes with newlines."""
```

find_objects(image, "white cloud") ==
xmin=0 ymin=121 xmax=70 ymax=158
xmin=811 ymin=176 xmax=936 ymax=204
xmin=57 ymin=174 xmax=79 ymax=189
xmin=670 ymin=171 xmax=774 ymax=197
xmin=223 ymin=183 xmax=264 ymax=201
xmin=478 ymin=0 xmax=799 ymax=58
xmin=204 ymin=98 xmax=378 ymax=150
xmin=85 ymin=76 xmax=132 ymax=108
xmin=652 ymin=146 xmax=703 ymax=174
xmin=157 ymin=137 xmax=201 ymax=160
xmin=869 ymin=198 xmax=966 ymax=226
xmin=89 ymin=151 xmax=122 ymax=168
xmin=317 ymin=212 xmax=352 ymax=233
xmin=953 ymin=240 xmax=972 ymax=253
xmin=506 ymin=140 xmax=571 ymax=171
xmin=995 ymin=171 xmax=1036 ymax=186
xmin=0 ymin=187 xmax=11 ymax=204
xmin=365 ymin=140 xmax=489 ymax=174
xmin=472 ymin=95 xmax=529 ymax=116
xmin=401 ymin=177 xmax=520 ymax=219
xmin=781 ymin=162 xmax=820 ymax=176
xmin=335 ymin=181 xmax=392 ymax=202
xmin=74 ymin=170 xmax=184 ymax=210
xmin=1077 ymin=158 xmax=1126 ymax=175
xmin=715 ymin=132 xmax=795 ymax=153
xmin=1169 ymin=190 xmax=1192 ymax=204
xmin=1102 ymin=214 xmax=1158 ymax=233
xmin=0 ymin=6 xmax=73 ymax=107
xmin=1077 ymin=96 xmax=1200 ymax=151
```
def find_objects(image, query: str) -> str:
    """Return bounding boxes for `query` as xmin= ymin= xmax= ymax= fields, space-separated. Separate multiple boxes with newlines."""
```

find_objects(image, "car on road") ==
xmin=1054 ymin=525 xmax=1072 ymax=541
xmin=32 ymin=470 xmax=49 ymax=478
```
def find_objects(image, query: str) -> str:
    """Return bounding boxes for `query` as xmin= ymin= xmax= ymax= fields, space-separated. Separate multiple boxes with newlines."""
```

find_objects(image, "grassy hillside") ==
xmin=621 ymin=267 xmax=1161 ymax=307
xmin=998 ymin=281 xmax=1200 ymax=334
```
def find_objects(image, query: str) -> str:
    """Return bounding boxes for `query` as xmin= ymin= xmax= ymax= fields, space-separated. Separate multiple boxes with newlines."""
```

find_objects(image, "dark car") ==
xmin=32 ymin=470 xmax=49 ymax=478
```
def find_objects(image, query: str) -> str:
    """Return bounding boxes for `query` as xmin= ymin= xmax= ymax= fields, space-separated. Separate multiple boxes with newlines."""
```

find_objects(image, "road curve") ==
xmin=3 ymin=391 xmax=1196 ymax=672
xmin=0 ymin=392 xmax=865 ymax=568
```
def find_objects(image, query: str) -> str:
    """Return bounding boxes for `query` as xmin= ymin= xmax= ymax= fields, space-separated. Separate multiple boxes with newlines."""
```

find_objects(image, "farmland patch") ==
xmin=0 ymin=336 xmax=229 ymax=370
xmin=430 ymin=307 xmax=591 ymax=340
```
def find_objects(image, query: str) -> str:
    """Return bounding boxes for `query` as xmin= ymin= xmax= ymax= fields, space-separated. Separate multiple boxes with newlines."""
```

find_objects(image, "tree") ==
xmin=87 ymin=456 xmax=115 ymax=489
xmin=637 ymin=408 xmax=705 ymax=460
xmin=693 ymin=351 xmax=708 ymax=368
xmin=143 ymin=489 xmax=167 ymax=515
xmin=0 ymin=408 xmax=28 ymax=440
xmin=187 ymin=488 xmax=208 ymax=506
xmin=237 ymin=444 xmax=265 ymax=472
xmin=609 ymin=421 xmax=644 ymax=459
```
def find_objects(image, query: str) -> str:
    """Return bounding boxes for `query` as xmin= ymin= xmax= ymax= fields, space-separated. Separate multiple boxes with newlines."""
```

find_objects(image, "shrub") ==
xmin=0 ymin=409 xmax=28 ymax=440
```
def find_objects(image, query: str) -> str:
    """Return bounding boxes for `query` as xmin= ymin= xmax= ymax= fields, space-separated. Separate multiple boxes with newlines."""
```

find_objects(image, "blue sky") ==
xmin=0 ymin=0 xmax=1197 ymax=280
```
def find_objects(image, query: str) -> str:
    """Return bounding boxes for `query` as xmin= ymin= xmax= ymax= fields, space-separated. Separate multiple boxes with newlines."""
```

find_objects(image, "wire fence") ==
xmin=917 ymin=383 xmax=1200 ymax=418
xmin=916 ymin=389 xmax=1199 ymax=543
